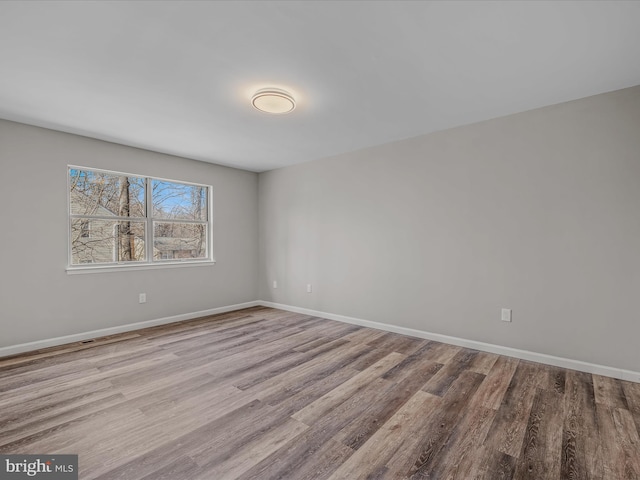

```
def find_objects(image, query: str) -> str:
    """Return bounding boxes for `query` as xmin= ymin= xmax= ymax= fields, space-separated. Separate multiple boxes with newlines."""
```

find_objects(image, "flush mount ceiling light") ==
xmin=251 ymin=88 xmax=296 ymax=114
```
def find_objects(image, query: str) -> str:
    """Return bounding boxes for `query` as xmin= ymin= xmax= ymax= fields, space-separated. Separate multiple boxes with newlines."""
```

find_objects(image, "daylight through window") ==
xmin=69 ymin=167 xmax=210 ymax=267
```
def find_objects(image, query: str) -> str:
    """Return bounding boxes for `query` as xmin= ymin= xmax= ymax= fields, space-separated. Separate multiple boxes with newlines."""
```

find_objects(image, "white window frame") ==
xmin=67 ymin=165 xmax=215 ymax=274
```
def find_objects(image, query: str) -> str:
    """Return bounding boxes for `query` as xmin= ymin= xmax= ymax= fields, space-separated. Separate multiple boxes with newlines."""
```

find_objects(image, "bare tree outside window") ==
xmin=151 ymin=179 xmax=208 ymax=261
xmin=69 ymin=167 xmax=210 ymax=267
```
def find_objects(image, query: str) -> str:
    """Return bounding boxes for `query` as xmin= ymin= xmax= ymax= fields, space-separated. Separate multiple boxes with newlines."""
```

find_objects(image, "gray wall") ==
xmin=0 ymin=119 xmax=259 ymax=347
xmin=259 ymin=86 xmax=640 ymax=372
xmin=3 ymin=86 xmax=639 ymax=372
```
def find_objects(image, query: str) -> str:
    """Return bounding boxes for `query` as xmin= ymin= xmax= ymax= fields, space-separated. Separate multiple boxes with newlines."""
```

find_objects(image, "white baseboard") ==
xmin=259 ymin=301 xmax=640 ymax=384
xmin=2 ymin=299 xmax=638 ymax=384
xmin=0 ymin=301 xmax=260 ymax=358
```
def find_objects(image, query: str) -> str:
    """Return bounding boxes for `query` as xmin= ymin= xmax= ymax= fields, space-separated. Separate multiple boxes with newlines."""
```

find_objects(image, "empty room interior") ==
xmin=1 ymin=1 xmax=640 ymax=479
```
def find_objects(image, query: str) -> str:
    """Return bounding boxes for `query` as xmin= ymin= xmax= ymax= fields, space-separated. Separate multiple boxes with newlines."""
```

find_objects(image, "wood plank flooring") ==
xmin=1 ymin=306 xmax=639 ymax=479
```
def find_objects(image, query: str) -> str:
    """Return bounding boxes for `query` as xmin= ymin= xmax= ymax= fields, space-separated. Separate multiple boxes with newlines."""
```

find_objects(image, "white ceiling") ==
xmin=1 ymin=1 xmax=639 ymax=172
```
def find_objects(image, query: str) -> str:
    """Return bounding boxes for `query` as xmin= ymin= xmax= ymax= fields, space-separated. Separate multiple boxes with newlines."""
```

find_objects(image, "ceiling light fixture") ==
xmin=251 ymin=88 xmax=296 ymax=114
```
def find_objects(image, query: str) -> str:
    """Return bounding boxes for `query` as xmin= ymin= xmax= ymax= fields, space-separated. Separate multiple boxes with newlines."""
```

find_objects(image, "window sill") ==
xmin=66 ymin=260 xmax=216 ymax=275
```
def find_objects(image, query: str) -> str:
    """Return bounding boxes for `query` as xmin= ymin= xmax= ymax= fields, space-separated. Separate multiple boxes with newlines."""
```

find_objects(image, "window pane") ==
xmin=69 ymin=169 xmax=145 ymax=218
xmin=152 ymin=180 xmax=207 ymax=221
xmin=71 ymin=219 xmax=146 ymax=264
xmin=153 ymin=222 xmax=207 ymax=260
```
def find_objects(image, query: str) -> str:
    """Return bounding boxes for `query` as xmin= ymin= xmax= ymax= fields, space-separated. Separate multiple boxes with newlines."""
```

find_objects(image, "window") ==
xmin=68 ymin=166 xmax=211 ymax=269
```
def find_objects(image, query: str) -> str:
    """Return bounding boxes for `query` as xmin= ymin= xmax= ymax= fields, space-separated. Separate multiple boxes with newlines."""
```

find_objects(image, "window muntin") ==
xmin=68 ymin=167 xmax=211 ymax=268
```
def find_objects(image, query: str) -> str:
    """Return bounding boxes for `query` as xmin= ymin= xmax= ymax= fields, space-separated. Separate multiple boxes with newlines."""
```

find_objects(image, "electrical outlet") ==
xmin=501 ymin=308 xmax=512 ymax=322
xmin=273 ymin=280 xmax=277 ymax=289
xmin=306 ymin=284 xmax=312 ymax=293
xmin=139 ymin=293 xmax=146 ymax=304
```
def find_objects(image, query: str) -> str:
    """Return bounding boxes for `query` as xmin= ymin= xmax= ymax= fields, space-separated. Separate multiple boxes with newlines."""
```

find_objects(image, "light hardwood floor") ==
xmin=1 ymin=307 xmax=639 ymax=479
